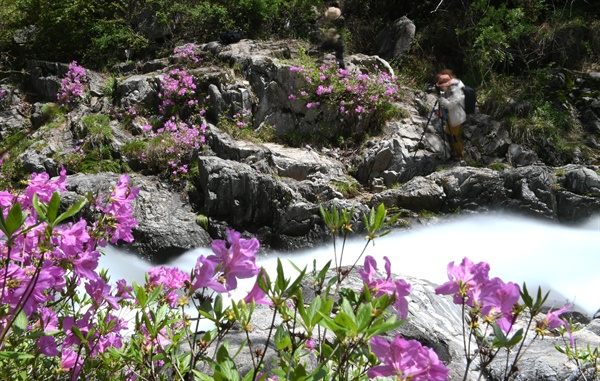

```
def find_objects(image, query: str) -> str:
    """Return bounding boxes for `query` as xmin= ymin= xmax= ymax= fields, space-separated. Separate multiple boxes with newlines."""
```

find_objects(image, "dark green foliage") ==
xmin=1 ymin=0 xmax=598 ymax=76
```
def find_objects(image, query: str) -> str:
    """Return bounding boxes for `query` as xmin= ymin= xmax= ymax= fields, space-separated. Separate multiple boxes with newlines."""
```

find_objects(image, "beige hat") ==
xmin=436 ymin=74 xmax=453 ymax=87
xmin=325 ymin=7 xmax=341 ymax=21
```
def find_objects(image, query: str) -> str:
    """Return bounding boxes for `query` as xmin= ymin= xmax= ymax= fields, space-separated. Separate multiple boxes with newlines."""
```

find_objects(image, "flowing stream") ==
xmin=99 ymin=212 xmax=600 ymax=317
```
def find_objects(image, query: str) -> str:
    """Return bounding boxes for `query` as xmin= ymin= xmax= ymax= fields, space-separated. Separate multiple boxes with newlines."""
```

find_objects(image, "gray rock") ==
xmin=376 ymin=16 xmax=416 ymax=61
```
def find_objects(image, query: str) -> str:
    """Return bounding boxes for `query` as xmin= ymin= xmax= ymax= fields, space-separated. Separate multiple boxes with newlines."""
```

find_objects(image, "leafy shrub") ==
xmin=57 ymin=61 xmax=88 ymax=107
xmin=287 ymin=59 xmax=407 ymax=146
xmin=86 ymin=20 xmax=149 ymax=66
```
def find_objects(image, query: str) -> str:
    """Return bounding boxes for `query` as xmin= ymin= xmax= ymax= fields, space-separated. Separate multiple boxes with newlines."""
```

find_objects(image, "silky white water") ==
xmin=99 ymin=213 xmax=600 ymax=317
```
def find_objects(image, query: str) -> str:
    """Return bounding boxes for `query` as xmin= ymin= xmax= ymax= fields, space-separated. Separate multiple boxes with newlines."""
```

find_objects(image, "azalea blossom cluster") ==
xmin=57 ymin=61 xmax=88 ymax=106
xmin=0 ymin=170 xmax=138 ymax=378
xmin=158 ymin=68 xmax=199 ymax=116
xmin=435 ymin=256 xmax=574 ymax=379
xmin=143 ymin=116 xmax=206 ymax=179
xmin=140 ymin=68 xmax=207 ymax=181
xmin=288 ymin=62 xmax=404 ymax=124
xmin=368 ymin=335 xmax=449 ymax=381
xmin=358 ymin=256 xmax=449 ymax=380
xmin=435 ymin=257 xmax=521 ymax=332
xmin=147 ymin=229 xmax=260 ymax=309
xmin=174 ymin=43 xmax=202 ymax=64
xmin=359 ymin=255 xmax=411 ymax=319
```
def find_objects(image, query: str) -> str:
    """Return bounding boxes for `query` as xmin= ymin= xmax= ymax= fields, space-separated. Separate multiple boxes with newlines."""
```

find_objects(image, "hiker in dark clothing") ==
xmin=319 ymin=28 xmax=346 ymax=70
xmin=315 ymin=5 xmax=346 ymax=70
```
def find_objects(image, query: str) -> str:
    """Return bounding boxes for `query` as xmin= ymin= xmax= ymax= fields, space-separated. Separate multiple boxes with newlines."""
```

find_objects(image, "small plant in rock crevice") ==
xmin=216 ymin=109 xmax=275 ymax=143
xmin=57 ymin=61 xmax=88 ymax=108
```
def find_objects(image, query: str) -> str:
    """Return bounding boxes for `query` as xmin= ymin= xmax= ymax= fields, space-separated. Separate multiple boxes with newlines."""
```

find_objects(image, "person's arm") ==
xmin=439 ymin=82 xmax=465 ymax=110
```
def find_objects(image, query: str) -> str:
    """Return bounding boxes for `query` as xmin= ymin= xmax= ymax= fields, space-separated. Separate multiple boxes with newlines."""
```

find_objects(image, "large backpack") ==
xmin=462 ymin=85 xmax=476 ymax=114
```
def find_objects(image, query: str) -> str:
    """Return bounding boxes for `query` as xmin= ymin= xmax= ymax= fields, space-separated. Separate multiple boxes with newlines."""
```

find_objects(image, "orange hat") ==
xmin=436 ymin=74 xmax=453 ymax=87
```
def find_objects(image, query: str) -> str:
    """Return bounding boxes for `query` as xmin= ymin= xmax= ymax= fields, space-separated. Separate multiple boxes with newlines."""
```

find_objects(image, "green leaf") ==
xmin=71 ymin=325 xmax=88 ymax=344
xmin=317 ymin=313 xmax=346 ymax=337
xmin=55 ymin=196 xmax=87 ymax=225
xmin=31 ymin=194 xmax=47 ymax=221
xmin=274 ymin=325 xmax=292 ymax=351
xmin=133 ymin=282 xmax=147 ymax=307
xmin=214 ymin=345 xmax=240 ymax=381
xmin=305 ymin=296 xmax=324 ymax=328
xmin=366 ymin=317 xmax=402 ymax=337
xmin=214 ymin=294 xmax=224 ymax=320
xmin=520 ymin=282 xmax=533 ymax=307
xmin=0 ymin=351 xmax=35 ymax=360
xmin=13 ymin=310 xmax=29 ymax=335
xmin=46 ymin=192 xmax=61 ymax=223
xmin=491 ymin=323 xmax=508 ymax=348
xmin=286 ymin=263 xmax=306 ymax=295
xmin=142 ymin=312 xmax=155 ymax=337
xmin=506 ymin=328 xmax=524 ymax=347
xmin=317 ymin=260 xmax=332 ymax=280
xmin=4 ymin=202 xmax=28 ymax=237
xmin=305 ymin=367 xmax=327 ymax=381
xmin=355 ymin=302 xmax=373 ymax=332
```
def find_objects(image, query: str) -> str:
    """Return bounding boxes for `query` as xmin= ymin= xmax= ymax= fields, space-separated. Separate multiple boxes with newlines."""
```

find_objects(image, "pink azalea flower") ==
xmin=85 ymin=277 xmax=121 ymax=310
xmin=56 ymin=219 xmax=90 ymax=257
xmin=147 ymin=266 xmax=191 ymax=307
xmin=545 ymin=304 xmax=570 ymax=329
xmin=21 ymin=261 xmax=65 ymax=315
xmin=435 ymin=257 xmax=490 ymax=306
xmin=61 ymin=349 xmax=83 ymax=380
xmin=38 ymin=336 xmax=60 ymax=357
xmin=62 ymin=313 xmax=93 ymax=349
xmin=207 ymin=229 xmax=260 ymax=291
xmin=368 ymin=335 xmax=448 ymax=381
xmin=359 ymin=256 xmax=412 ymax=319
xmin=476 ymin=277 xmax=521 ymax=332
xmin=71 ymin=249 xmax=101 ymax=281
xmin=393 ymin=279 xmax=412 ymax=320
xmin=115 ymin=279 xmax=133 ymax=299
xmin=243 ymin=270 xmax=272 ymax=306
xmin=191 ymin=255 xmax=227 ymax=293
xmin=0 ymin=190 xmax=13 ymax=208
xmin=23 ymin=168 xmax=67 ymax=207
xmin=359 ymin=256 xmax=396 ymax=296
xmin=36 ymin=307 xmax=60 ymax=356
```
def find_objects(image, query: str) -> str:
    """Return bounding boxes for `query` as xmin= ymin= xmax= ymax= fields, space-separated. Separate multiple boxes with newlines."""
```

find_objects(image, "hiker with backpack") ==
xmin=435 ymin=69 xmax=468 ymax=164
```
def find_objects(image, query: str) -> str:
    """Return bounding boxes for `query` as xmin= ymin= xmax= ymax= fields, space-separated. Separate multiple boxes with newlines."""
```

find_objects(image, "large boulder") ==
xmin=62 ymin=172 xmax=212 ymax=263
xmin=376 ymin=16 xmax=416 ymax=61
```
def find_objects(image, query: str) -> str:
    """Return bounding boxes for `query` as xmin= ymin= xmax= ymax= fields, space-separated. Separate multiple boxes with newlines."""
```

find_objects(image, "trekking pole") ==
xmin=438 ymin=100 xmax=448 ymax=158
xmin=412 ymin=100 xmax=439 ymax=160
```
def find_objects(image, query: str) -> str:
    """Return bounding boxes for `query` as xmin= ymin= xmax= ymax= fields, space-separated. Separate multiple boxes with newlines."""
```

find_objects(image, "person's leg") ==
xmin=444 ymin=122 xmax=459 ymax=159
xmin=448 ymin=124 xmax=464 ymax=160
xmin=334 ymin=41 xmax=346 ymax=70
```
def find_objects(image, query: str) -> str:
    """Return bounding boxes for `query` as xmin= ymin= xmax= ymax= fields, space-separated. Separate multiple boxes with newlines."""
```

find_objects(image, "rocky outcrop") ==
xmin=4 ymin=39 xmax=600 ymax=256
